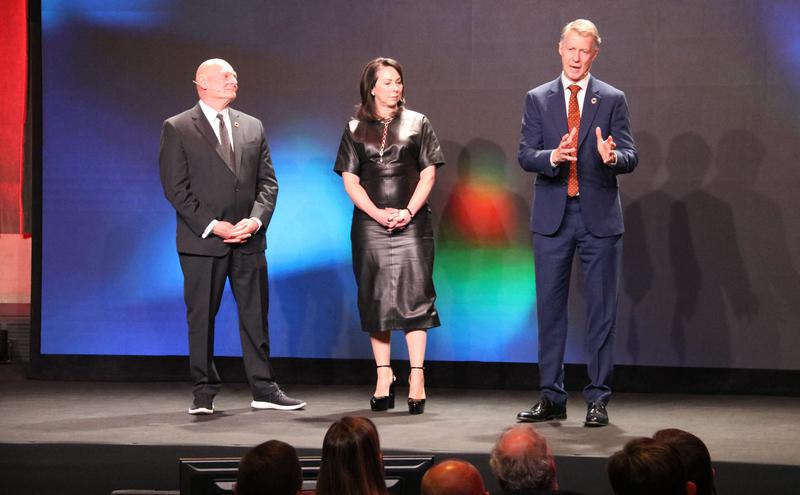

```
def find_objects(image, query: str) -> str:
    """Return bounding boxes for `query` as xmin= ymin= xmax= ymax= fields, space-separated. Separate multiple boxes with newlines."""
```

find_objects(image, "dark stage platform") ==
xmin=2 ymin=363 xmax=800 ymax=494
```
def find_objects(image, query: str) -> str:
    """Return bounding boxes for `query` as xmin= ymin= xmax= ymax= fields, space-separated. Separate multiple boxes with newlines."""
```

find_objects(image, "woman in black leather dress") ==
xmin=334 ymin=57 xmax=444 ymax=414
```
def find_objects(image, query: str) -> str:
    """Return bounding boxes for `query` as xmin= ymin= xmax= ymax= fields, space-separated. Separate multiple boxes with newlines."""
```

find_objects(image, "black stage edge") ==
xmin=26 ymin=355 xmax=800 ymax=396
xmin=3 ymin=443 xmax=799 ymax=495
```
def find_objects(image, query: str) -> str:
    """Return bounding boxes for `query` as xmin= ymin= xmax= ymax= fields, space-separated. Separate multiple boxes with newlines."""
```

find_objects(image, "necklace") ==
xmin=378 ymin=117 xmax=394 ymax=164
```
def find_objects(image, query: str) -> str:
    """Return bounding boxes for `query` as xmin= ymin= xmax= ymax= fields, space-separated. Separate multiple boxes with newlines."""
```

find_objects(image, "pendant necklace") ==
xmin=378 ymin=116 xmax=394 ymax=164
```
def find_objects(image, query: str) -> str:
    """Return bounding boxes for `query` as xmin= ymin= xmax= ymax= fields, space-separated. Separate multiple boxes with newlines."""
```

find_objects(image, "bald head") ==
xmin=421 ymin=460 xmax=487 ymax=495
xmin=194 ymin=58 xmax=238 ymax=111
xmin=490 ymin=425 xmax=557 ymax=491
xmin=496 ymin=425 xmax=551 ymax=459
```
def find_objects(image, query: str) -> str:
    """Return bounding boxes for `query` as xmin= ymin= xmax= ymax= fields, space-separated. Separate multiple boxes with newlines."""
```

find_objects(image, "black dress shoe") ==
xmin=517 ymin=397 xmax=567 ymax=422
xmin=584 ymin=401 xmax=609 ymax=427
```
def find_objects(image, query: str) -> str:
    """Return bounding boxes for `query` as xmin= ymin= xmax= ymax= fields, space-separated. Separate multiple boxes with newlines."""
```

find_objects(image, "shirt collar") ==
xmin=561 ymin=72 xmax=591 ymax=93
xmin=198 ymin=99 xmax=229 ymax=122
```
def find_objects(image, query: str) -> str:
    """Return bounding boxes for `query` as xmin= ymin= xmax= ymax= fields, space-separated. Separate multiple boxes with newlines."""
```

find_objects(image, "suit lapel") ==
xmin=191 ymin=104 xmax=236 ymax=175
xmin=230 ymin=108 xmax=243 ymax=176
xmin=546 ymin=78 xmax=569 ymax=137
xmin=578 ymin=77 xmax=602 ymax=150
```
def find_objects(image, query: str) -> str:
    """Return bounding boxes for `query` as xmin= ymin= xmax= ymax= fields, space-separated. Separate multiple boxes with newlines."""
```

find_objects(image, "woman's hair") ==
xmin=653 ymin=428 xmax=716 ymax=495
xmin=356 ymin=57 xmax=405 ymax=121
xmin=316 ymin=416 xmax=387 ymax=495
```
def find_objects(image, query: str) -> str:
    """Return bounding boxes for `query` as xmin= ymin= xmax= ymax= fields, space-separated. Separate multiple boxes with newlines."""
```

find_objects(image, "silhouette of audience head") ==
xmin=316 ymin=416 xmax=387 ymax=495
xmin=421 ymin=459 xmax=488 ymax=495
xmin=653 ymin=429 xmax=716 ymax=495
xmin=235 ymin=439 xmax=302 ymax=495
xmin=608 ymin=437 xmax=696 ymax=495
xmin=490 ymin=424 xmax=558 ymax=491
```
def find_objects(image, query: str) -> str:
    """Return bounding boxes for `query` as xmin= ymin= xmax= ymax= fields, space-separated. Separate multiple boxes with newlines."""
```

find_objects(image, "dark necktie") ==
xmin=216 ymin=113 xmax=235 ymax=173
xmin=567 ymin=84 xmax=581 ymax=197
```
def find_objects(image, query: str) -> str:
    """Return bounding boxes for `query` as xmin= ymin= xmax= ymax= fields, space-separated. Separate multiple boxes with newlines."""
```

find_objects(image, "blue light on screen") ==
xmin=39 ymin=0 xmax=548 ymax=364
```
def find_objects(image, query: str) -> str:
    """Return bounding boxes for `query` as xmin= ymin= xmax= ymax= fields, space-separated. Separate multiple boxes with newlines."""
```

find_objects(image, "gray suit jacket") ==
xmin=159 ymin=103 xmax=278 ymax=256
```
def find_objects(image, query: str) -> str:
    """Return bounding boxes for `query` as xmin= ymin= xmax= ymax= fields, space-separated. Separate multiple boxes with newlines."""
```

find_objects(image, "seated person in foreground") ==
xmin=236 ymin=439 xmax=302 ymax=495
xmin=489 ymin=424 xmax=585 ymax=495
xmin=316 ymin=416 xmax=388 ymax=495
xmin=421 ymin=459 xmax=489 ymax=495
xmin=653 ymin=428 xmax=716 ymax=495
xmin=607 ymin=437 xmax=697 ymax=495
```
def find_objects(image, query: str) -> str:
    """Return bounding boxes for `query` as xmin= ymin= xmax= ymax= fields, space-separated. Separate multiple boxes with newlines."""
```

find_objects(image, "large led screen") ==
xmin=40 ymin=1 xmax=800 ymax=370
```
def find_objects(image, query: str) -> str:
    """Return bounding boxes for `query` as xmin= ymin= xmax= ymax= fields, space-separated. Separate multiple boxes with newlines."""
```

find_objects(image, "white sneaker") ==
xmin=188 ymin=396 xmax=214 ymax=415
xmin=251 ymin=389 xmax=306 ymax=410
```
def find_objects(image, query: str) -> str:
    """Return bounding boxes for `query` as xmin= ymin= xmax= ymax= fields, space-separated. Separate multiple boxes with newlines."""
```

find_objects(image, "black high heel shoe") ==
xmin=407 ymin=366 xmax=426 ymax=415
xmin=370 ymin=364 xmax=396 ymax=411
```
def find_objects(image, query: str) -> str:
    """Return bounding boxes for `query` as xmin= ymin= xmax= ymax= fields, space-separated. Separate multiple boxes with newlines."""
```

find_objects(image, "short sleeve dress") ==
xmin=334 ymin=109 xmax=445 ymax=333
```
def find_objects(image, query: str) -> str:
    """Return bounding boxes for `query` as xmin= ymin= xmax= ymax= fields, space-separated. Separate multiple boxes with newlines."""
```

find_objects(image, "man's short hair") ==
xmin=236 ymin=439 xmax=302 ymax=495
xmin=653 ymin=429 xmax=715 ymax=495
xmin=489 ymin=425 xmax=556 ymax=491
xmin=607 ymin=437 xmax=688 ymax=495
xmin=560 ymin=19 xmax=602 ymax=49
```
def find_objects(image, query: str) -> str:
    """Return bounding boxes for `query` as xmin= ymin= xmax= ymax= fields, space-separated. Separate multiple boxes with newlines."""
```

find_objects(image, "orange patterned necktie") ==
xmin=567 ymin=84 xmax=581 ymax=197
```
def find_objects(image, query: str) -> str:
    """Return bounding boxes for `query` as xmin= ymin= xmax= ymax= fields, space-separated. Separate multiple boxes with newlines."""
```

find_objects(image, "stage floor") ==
xmin=5 ymin=360 xmax=800 ymax=495
xmin=3 ymin=363 xmax=799 ymax=467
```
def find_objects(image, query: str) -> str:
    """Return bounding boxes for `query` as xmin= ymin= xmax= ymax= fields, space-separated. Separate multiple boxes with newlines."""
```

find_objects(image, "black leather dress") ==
xmin=334 ymin=109 xmax=444 ymax=332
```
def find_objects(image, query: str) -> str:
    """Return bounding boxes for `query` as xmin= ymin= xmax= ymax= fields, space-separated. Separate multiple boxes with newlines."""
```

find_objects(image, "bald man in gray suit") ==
xmin=160 ymin=58 xmax=304 ymax=414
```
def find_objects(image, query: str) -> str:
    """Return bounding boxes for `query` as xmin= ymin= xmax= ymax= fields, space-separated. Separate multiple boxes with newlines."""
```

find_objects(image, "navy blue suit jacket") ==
xmin=518 ymin=76 xmax=638 ymax=237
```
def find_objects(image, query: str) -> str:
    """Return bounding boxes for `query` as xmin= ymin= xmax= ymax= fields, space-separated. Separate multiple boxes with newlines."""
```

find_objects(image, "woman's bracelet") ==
xmin=403 ymin=207 xmax=414 ymax=218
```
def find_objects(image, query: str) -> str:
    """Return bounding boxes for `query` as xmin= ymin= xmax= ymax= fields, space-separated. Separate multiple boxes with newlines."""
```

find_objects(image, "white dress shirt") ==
xmin=198 ymin=99 xmax=235 ymax=152
xmin=550 ymin=72 xmax=616 ymax=168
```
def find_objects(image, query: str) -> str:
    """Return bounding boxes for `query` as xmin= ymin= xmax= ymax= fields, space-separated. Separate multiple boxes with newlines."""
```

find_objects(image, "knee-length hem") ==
xmin=360 ymin=317 xmax=442 ymax=334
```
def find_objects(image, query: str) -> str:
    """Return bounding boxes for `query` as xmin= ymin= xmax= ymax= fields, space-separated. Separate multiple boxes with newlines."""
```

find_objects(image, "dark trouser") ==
xmin=533 ymin=198 xmax=621 ymax=406
xmin=179 ymin=249 xmax=277 ymax=400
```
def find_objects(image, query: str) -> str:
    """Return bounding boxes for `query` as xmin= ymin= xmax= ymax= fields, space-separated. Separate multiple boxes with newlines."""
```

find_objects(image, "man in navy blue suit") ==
xmin=517 ymin=19 xmax=638 ymax=427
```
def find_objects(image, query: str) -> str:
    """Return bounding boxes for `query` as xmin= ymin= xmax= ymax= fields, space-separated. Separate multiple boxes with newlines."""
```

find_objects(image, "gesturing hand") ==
xmin=595 ymin=127 xmax=617 ymax=165
xmin=553 ymin=127 xmax=578 ymax=164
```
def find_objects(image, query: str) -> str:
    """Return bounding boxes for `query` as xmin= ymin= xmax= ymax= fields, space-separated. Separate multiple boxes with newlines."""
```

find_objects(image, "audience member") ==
xmin=607 ymin=437 xmax=696 ymax=495
xmin=489 ymin=425 xmax=584 ymax=494
xmin=235 ymin=439 xmax=302 ymax=495
xmin=653 ymin=429 xmax=716 ymax=495
xmin=316 ymin=416 xmax=387 ymax=495
xmin=421 ymin=459 xmax=489 ymax=495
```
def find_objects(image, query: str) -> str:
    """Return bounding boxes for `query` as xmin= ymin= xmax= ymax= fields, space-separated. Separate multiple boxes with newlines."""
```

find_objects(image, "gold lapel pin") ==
xmin=234 ymin=121 xmax=240 ymax=128
xmin=591 ymin=97 xmax=598 ymax=105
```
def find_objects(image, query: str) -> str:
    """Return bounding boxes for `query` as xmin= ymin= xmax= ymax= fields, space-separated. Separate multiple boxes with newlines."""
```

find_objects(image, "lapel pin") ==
xmin=591 ymin=97 xmax=598 ymax=105
xmin=234 ymin=121 xmax=240 ymax=128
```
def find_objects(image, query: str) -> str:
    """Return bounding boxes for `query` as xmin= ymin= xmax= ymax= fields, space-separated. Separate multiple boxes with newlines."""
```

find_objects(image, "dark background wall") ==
xmin=37 ymin=0 xmax=800 ymax=370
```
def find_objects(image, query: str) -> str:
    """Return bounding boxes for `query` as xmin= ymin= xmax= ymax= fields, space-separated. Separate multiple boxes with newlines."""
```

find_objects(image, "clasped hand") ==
xmin=375 ymin=208 xmax=412 ymax=232
xmin=213 ymin=218 xmax=259 ymax=243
